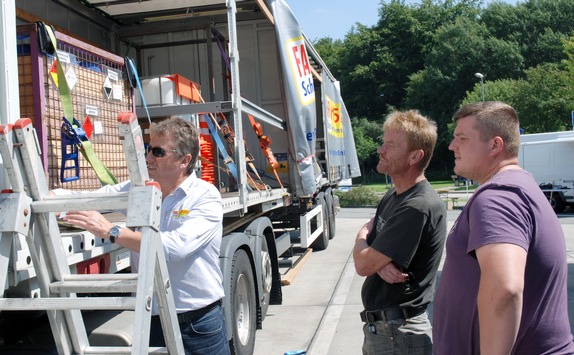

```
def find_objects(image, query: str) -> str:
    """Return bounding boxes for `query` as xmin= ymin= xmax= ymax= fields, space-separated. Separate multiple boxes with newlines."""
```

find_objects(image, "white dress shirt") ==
xmin=56 ymin=173 xmax=225 ymax=314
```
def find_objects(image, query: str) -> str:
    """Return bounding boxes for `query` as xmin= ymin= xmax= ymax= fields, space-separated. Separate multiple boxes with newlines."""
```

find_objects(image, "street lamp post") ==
xmin=475 ymin=72 xmax=485 ymax=102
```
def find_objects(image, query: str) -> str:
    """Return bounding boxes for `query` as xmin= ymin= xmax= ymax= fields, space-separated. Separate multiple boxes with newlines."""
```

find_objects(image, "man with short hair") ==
xmin=60 ymin=117 xmax=230 ymax=354
xmin=433 ymin=101 xmax=574 ymax=354
xmin=353 ymin=110 xmax=447 ymax=354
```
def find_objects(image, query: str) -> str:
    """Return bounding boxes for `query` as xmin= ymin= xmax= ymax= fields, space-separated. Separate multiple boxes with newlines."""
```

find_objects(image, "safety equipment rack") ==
xmin=0 ymin=112 xmax=183 ymax=354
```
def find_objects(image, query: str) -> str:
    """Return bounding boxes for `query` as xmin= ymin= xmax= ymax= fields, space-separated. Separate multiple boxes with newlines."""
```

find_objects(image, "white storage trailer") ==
xmin=0 ymin=0 xmax=361 ymax=354
xmin=519 ymin=130 xmax=574 ymax=212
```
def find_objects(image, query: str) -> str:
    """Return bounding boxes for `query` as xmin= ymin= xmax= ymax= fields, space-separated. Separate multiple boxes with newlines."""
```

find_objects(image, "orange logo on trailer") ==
xmin=325 ymin=95 xmax=343 ymax=138
xmin=286 ymin=36 xmax=315 ymax=105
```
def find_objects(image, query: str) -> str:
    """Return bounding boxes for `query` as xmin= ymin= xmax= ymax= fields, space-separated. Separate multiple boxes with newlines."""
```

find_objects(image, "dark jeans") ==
xmin=150 ymin=305 xmax=231 ymax=355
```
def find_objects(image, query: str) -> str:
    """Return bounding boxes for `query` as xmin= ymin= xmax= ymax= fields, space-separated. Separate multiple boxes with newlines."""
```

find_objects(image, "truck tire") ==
xmin=325 ymin=188 xmax=336 ymax=240
xmin=550 ymin=193 xmax=566 ymax=213
xmin=230 ymin=249 xmax=256 ymax=355
xmin=259 ymin=235 xmax=272 ymax=321
xmin=311 ymin=193 xmax=329 ymax=251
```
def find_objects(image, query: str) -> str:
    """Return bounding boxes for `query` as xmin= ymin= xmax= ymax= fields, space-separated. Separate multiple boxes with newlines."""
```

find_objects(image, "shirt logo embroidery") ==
xmin=172 ymin=209 xmax=190 ymax=218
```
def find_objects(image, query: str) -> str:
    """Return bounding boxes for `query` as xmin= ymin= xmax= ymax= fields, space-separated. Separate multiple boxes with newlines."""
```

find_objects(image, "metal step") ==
xmin=83 ymin=346 xmax=168 ymax=354
xmin=0 ymin=116 xmax=184 ymax=353
xmin=0 ymin=297 xmax=137 ymax=310
xmin=50 ymin=274 xmax=139 ymax=293
xmin=32 ymin=192 xmax=130 ymax=213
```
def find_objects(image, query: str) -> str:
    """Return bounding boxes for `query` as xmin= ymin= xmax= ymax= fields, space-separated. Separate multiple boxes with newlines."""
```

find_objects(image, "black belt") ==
xmin=154 ymin=300 xmax=222 ymax=324
xmin=360 ymin=306 xmax=426 ymax=323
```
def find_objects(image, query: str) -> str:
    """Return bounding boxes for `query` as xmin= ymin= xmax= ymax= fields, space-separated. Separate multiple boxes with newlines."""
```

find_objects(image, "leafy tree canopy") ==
xmin=313 ymin=0 xmax=574 ymax=178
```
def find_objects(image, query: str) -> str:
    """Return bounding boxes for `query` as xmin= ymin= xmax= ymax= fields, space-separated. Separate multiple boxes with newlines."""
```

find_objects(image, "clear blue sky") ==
xmin=287 ymin=0 xmax=517 ymax=40
xmin=287 ymin=1 xmax=380 ymax=40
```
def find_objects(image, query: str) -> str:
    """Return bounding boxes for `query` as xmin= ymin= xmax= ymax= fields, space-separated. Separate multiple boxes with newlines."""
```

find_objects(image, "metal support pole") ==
xmin=475 ymin=72 xmax=485 ymax=102
xmin=227 ymin=0 xmax=248 ymax=213
xmin=0 ymin=0 xmax=20 ymax=190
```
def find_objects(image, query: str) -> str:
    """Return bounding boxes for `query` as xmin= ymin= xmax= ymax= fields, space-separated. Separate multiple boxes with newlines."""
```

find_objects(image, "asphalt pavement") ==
xmin=253 ymin=206 xmax=574 ymax=355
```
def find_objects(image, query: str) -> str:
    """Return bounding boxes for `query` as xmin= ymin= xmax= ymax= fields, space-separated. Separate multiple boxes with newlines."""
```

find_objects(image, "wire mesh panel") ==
xmin=17 ymin=24 xmax=132 ymax=190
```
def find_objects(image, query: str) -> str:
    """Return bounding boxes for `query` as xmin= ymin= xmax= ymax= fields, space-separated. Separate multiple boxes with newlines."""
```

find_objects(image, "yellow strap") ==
xmin=44 ymin=24 xmax=118 ymax=186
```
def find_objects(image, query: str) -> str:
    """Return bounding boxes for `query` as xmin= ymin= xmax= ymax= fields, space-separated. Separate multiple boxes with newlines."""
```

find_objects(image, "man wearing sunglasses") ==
xmin=57 ymin=116 xmax=230 ymax=354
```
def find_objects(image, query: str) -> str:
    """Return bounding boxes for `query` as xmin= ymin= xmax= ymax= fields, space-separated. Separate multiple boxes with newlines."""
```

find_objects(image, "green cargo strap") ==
xmin=44 ymin=24 xmax=118 ymax=186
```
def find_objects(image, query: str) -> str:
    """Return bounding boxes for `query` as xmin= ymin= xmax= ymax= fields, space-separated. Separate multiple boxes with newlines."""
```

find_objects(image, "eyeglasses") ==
xmin=145 ymin=145 xmax=178 ymax=158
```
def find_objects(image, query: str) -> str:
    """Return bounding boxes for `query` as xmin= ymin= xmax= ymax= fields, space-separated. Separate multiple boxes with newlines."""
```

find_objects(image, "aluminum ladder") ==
xmin=0 ymin=112 xmax=184 ymax=354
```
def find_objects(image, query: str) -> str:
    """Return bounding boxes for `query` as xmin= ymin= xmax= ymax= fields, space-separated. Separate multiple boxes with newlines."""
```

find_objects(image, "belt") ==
xmin=154 ymin=300 xmax=222 ymax=324
xmin=360 ymin=306 xmax=426 ymax=323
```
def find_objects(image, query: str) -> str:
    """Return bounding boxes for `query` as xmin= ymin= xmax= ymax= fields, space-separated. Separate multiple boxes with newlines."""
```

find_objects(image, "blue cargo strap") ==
xmin=203 ymin=114 xmax=248 ymax=191
xmin=125 ymin=56 xmax=151 ymax=124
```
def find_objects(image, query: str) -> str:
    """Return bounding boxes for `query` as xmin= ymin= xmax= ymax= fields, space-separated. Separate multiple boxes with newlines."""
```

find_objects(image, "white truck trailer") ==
xmin=518 ymin=130 xmax=574 ymax=213
xmin=0 ymin=0 xmax=361 ymax=354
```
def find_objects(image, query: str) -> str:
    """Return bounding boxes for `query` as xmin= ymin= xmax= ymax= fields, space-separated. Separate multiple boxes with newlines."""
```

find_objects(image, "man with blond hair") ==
xmin=353 ymin=110 xmax=447 ymax=354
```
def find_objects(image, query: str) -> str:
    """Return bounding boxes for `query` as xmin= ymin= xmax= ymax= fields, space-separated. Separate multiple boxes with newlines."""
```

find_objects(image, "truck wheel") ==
xmin=259 ymin=236 xmax=272 ymax=320
xmin=230 ymin=249 xmax=256 ymax=355
xmin=311 ymin=192 xmax=329 ymax=251
xmin=550 ymin=193 xmax=566 ymax=213
xmin=325 ymin=188 xmax=336 ymax=240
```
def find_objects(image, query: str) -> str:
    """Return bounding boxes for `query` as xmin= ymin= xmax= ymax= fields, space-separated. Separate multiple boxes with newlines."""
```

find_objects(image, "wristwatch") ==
xmin=108 ymin=225 xmax=121 ymax=243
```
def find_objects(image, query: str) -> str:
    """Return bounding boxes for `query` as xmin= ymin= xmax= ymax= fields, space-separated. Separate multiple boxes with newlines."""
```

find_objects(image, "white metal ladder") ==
xmin=0 ymin=112 xmax=184 ymax=354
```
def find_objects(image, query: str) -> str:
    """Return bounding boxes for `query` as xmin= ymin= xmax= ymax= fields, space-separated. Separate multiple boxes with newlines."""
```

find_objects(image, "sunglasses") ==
xmin=145 ymin=145 xmax=178 ymax=158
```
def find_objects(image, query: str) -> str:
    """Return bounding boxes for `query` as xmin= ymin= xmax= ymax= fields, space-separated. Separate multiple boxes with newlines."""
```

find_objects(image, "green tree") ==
xmin=405 ymin=17 xmax=524 ymax=176
xmin=312 ymin=0 xmax=574 ymax=178
xmin=406 ymin=17 xmax=523 ymax=118
xmin=337 ymin=25 xmax=390 ymax=121
xmin=311 ymin=37 xmax=344 ymax=75
xmin=461 ymin=63 xmax=571 ymax=133
xmin=564 ymin=35 xmax=574 ymax=113
xmin=481 ymin=0 xmax=574 ymax=69
xmin=514 ymin=63 xmax=571 ymax=133
xmin=336 ymin=0 xmax=482 ymax=122
xmin=351 ymin=117 xmax=383 ymax=181
xmin=461 ymin=78 xmax=520 ymax=107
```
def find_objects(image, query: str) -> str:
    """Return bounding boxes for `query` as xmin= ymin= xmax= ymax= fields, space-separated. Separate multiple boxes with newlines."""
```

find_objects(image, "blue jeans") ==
xmin=150 ymin=305 xmax=231 ymax=355
xmin=362 ymin=312 xmax=433 ymax=355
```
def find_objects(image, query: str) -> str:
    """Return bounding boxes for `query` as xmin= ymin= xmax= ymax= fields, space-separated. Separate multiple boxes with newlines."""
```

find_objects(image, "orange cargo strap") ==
xmin=198 ymin=115 xmax=216 ymax=185
xmin=247 ymin=114 xmax=283 ymax=189
xmin=191 ymin=85 xmax=268 ymax=190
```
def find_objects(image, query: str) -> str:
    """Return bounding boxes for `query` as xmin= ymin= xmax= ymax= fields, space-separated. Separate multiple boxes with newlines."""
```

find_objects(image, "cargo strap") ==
xmin=203 ymin=114 xmax=243 ymax=190
xmin=215 ymin=111 xmax=267 ymax=190
xmin=209 ymin=29 xmax=280 ymax=189
xmin=125 ymin=56 xmax=151 ymax=124
xmin=192 ymin=83 xmax=268 ymax=191
xmin=211 ymin=27 xmax=232 ymax=89
xmin=198 ymin=155 xmax=265 ymax=191
xmin=40 ymin=23 xmax=118 ymax=186
xmin=247 ymin=114 xmax=284 ymax=188
xmin=212 ymin=27 xmax=230 ymax=70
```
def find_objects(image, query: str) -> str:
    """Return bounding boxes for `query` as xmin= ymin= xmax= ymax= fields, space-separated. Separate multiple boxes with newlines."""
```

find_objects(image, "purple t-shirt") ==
xmin=433 ymin=169 xmax=574 ymax=355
